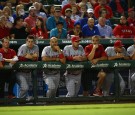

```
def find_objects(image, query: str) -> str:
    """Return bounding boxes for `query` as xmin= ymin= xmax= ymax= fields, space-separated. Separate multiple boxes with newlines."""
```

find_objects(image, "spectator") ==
xmin=83 ymin=35 xmax=107 ymax=96
xmin=46 ymin=7 xmax=67 ymax=31
xmin=91 ymin=0 xmax=110 ymax=8
xmin=33 ymin=2 xmax=47 ymax=20
xmin=78 ymin=8 xmax=95 ymax=29
xmin=71 ymin=5 xmax=80 ymax=21
xmin=109 ymin=0 xmax=128 ymax=16
xmin=18 ymin=0 xmax=32 ymax=10
xmin=0 ymin=1 xmax=6 ymax=10
xmin=13 ymin=4 xmax=28 ymax=20
xmin=63 ymin=36 xmax=87 ymax=97
xmin=0 ymin=37 xmax=18 ymax=99
xmin=64 ymin=8 xmax=75 ymax=31
xmin=5 ymin=2 xmax=13 ymax=10
xmin=78 ymin=0 xmax=93 ymax=9
xmin=62 ymin=0 xmax=76 ymax=15
xmin=113 ymin=15 xmax=135 ymax=38
xmin=47 ymin=5 xmax=55 ymax=18
xmin=62 ymin=0 xmax=69 ymax=8
xmin=104 ymin=40 xmax=130 ymax=96
xmin=94 ymin=0 xmax=113 ymax=19
xmin=24 ymin=6 xmax=37 ymax=30
xmin=127 ymin=8 xmax=135 ymax=27
xmin=68 ymin=21 xmax=83 ymax=38
xmin=0 ymin=15 xmax=12 ymax=39
xmin=96 ymin=17 xmax=112 ymax=38
xmin=41 ymin=37 xmax=66 ymax=97
xmin=3 ymin=6 xmax=14 ymax=23
xmin=90 ymin=0 xmax=99 ymax=8
xmin=82 ymin=18 xmax=100 ymax=38
xmin=30 ymin=16 xmax=48 ymax=39
xmin=10 ymin=16 xmax=29 ymax=39
xmin=87 ymin=8 xmax=95 ymax=19
xmin=78 ymin=3 xmax=87 ymax=19
xmin=50 ymin=21 xmax=67 ymax=39
xmin=95 ymin=8 xmax=112 ymax=27
xmin=5 ymin=2 xmax=14 ymax=15
xmin=16 ymin=35 xmax=39 ymax=98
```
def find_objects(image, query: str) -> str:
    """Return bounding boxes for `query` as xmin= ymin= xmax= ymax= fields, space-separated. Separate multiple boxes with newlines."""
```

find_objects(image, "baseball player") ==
xmin=63 ymin=36 xmax=87 ymax=97
xmin=0 ymin=37 xmax=18 ymax=99
xmin=84 ymin=35 xmax=107 ymax=96
xmin=41 ymin=37 xmax=66 ymax=98
xmin=104 ymin=40 xmax=130 ymax=96
xmin=17 ymin=35 xmax=39 ymax=98
xmin=127 ymin=40 xmax=135 ymax=95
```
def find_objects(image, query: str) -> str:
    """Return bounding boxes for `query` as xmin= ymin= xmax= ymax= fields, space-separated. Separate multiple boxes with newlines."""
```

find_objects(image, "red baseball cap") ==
xmin=71 ymin=36 xmax=81 ymax=42
xmin=114 ymin=40 xmax=124 ymax=47
xmin=128 ymin=8 xmax=134 ymax=12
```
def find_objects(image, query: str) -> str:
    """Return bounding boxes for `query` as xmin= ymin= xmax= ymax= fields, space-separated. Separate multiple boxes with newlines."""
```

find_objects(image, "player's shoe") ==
xmin=93 ymin=89 xmax=103 ymax=96
xmin=7 ymin=95 xmax=16 ymax=99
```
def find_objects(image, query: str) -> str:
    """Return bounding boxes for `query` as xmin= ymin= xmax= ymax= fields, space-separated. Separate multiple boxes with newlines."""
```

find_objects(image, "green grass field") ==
xmin=0 ymin=103 xmax=135 ymax=115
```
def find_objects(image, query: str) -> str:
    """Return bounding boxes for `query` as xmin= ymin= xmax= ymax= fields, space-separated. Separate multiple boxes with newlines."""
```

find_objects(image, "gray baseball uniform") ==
xmin=64 ymin=45 xmax=85 ymax=97
xmin=103 ymin=46 xmax=128 ymax=96
xmin=41 ymin=46 xmax=61 ymax=98
xmin=17 ymin=44 xmax=39 ymax=98
xmin=127 ymin=45 xmax=135 ymax=95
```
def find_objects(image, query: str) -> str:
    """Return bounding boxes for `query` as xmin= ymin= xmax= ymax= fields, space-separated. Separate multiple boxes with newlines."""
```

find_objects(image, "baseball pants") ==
xmin=102 ymin=72 xmax=125 ymax=96
xmin=65 ymin=73 xmax=82 ymax=97
xmin=43 ymin=73 xmax=60 ymax=98
xmin=16 ymin=72 xmax=31 ymax=98
xmin=130 ymin=72 xmax=135 ymax=95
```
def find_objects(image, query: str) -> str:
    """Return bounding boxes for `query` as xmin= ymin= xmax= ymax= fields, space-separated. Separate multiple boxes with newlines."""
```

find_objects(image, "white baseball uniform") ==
xmin=17 ymin=44 xmax=39 ymax=98
xmin=127 ymin=45 xmax=135 ymax=95
xmin=103 ymin=46 xmax=128 ymax=96
xmin=41 ymin=46 xmax=61 ymax=98
xmin=64 ymin=45 xmax=85 ymax=97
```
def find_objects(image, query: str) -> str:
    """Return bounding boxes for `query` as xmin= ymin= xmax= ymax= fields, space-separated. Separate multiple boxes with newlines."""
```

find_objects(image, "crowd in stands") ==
xmin=0 ymin=0 xmax=134 ymax=39
xmin=0 ymin=0 xmax=135 ymax=100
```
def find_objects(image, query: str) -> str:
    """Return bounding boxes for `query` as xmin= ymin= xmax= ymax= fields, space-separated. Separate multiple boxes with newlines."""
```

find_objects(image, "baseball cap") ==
xmin=71 ymin=36 xmax=81 ymax=42
xmin=128 ymin=8 xmax=134 ymax=12
xmin=54 ymin=7 xmax=61 ymax=12
xmin=29 ymin=6 xmax=36 ymax=11
xmin=74 ymin=21 xmax=81 ymax=26
xmin=87 ymin=8 xmax=94 ymax=13
xmin=65 ymin=8 xmax=72 ymax=13
xmin=114 ymin=40 xmax=124 ymax=47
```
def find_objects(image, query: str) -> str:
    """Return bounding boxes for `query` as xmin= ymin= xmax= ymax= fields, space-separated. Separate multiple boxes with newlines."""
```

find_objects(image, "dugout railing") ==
xmin=1 ymin=60 xmax=135 ymax=104
xmin=0 ymin=38 xmax=134 ymax=46
xmin=0 ymin=39 xmax=135 ymax=105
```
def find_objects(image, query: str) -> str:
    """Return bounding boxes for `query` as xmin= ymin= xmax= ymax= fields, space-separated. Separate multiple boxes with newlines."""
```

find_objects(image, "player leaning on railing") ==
xmin=0 ymin=37 xmax=18 ymax=99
